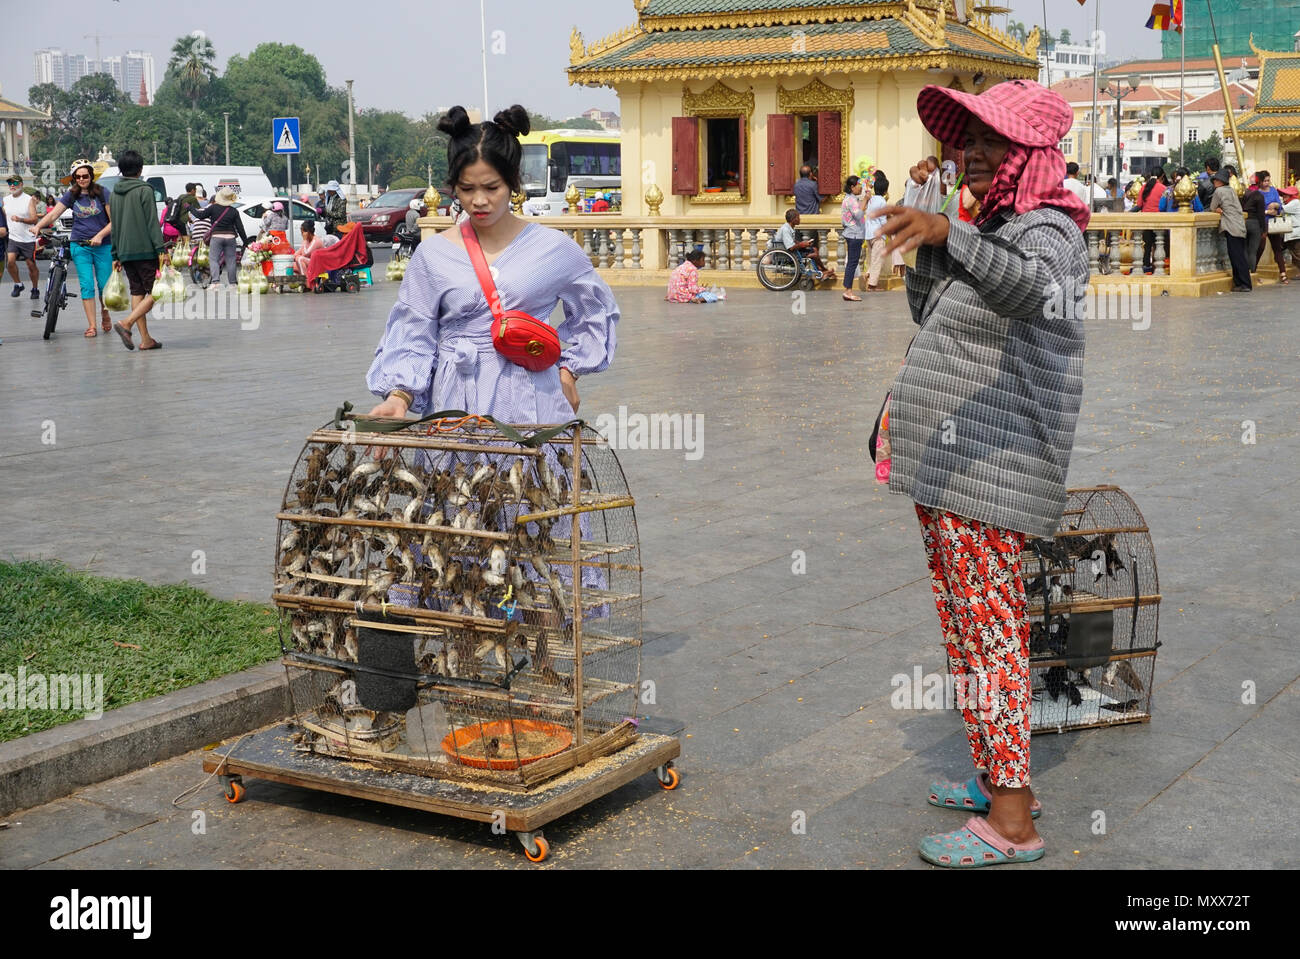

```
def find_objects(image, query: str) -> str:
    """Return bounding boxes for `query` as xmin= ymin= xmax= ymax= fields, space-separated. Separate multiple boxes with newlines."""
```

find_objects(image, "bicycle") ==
xmin=31 ymin=234 xmax=71 ymax=340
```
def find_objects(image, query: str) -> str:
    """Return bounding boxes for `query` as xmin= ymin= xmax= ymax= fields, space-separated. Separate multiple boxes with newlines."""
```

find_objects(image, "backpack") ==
xmin=165 ymin=196 xmax=187 ymax=229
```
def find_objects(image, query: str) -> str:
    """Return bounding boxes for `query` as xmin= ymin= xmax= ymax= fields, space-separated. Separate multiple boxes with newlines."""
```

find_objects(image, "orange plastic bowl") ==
xmin=441 ymin=719 xmax=573 ymax=770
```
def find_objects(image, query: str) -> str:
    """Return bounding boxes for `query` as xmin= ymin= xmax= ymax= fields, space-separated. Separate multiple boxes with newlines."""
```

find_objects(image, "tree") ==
xmin=28 ymin=75 xmax=130 ymax=161
xmin=168 ymin=31 xmax=218 ymax=109
xmin=1170 ymin=130 xmax=1224 ymax=171
xmin=1059 ymin=28 xmax=1073 ymax=45
xmin=1007 ymin=21 xmax=1027 ymax=45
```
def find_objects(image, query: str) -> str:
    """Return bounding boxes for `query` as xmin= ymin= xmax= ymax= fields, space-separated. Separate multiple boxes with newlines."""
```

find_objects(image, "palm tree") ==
xmin=168 ymin=30 xmax=216 ymax=110
xmin=1007 ymin=20 xmax=1027 ymax=45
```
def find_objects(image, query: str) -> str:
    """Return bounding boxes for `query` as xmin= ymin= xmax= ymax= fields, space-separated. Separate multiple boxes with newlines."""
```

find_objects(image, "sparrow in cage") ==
xmin=506 ymin=460 xmax=525 ymax=502
xmin=483 ymin=546 xmax=509 ymax=586
xmin=1101 ymin=660 xmax=1144 ymax=694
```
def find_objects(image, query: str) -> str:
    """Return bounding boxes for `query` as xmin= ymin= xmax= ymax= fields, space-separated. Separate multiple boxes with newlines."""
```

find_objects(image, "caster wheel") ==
xmin=656 ymin=765 xmax=680 ymax=790
xmin=224 ymin=779 xmax=245 ymax=803
xmin=521 ymin=834 xmax=549 ymax=862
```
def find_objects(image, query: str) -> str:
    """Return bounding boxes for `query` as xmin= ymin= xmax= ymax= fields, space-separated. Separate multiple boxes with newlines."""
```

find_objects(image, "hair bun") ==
xmin=493 ymin=105 xmax=530 ymax=138
xmin=438 ymin=106 xmax=473 ymax=139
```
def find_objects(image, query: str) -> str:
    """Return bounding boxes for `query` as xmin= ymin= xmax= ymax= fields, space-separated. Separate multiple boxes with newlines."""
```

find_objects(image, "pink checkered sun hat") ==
xmin=917 ymin=79 xmax=1074 ymax=150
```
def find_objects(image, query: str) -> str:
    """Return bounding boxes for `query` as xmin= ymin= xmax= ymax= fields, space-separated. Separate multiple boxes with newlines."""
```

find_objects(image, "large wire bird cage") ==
xmin=271 ymin=414 xmax=646 ymax=789
xmin=1025 ymin=486 xmax=1161 ymax=733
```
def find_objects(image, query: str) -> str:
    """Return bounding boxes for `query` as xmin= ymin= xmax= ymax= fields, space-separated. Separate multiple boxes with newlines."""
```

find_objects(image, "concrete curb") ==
xmin=0 ymin=662 xmax=305 ymax=817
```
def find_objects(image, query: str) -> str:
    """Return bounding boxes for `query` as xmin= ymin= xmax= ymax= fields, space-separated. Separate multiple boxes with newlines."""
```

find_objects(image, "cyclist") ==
xmin=35 ymin=160 xmax=114 ymax=336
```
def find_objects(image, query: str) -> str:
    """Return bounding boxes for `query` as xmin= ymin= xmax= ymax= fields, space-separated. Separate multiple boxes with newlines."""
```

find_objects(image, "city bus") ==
xmin=518 ymin=129 xmax=621 ymax=215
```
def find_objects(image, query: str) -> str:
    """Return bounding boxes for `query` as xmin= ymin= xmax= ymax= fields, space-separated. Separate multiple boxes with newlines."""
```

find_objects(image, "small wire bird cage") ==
xmin=1024 ymin=485 xmax=1161 ymax=733
xmin=271 ymin=413 xmax=645 ymax=790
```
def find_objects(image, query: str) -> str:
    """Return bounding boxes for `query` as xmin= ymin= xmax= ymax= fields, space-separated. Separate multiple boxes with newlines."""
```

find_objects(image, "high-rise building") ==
xmin=1164 ymin=0 xmax=1300 ymax=59
xmin=32 ymin=47 xmax=154 ymax=97
xmin=121 ymin=51 xmax=155 ymax=102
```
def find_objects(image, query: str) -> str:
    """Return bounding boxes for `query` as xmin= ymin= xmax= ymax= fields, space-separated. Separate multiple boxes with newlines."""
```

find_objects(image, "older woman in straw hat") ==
xmin=192 ymin=187 xmax=249 ymax=286
xmin=872 ymin=79 xmax=1091 ymax=867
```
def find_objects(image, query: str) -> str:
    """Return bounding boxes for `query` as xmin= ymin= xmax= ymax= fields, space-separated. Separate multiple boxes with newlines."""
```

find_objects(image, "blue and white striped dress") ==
xmin=367 ymin=222 xmax=619 ymax=422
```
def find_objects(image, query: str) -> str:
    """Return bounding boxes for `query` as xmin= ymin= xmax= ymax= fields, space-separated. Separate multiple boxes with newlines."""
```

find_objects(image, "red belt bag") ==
xmin=461 ymin=221 xmax=560 ymax=373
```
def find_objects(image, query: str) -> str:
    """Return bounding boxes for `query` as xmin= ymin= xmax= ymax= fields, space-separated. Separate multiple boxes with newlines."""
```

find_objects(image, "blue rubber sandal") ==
xmin=928 ymin=771 xmax=1042 ymax=819
xmin=919 ymin=815 xmax=1046 ymax=868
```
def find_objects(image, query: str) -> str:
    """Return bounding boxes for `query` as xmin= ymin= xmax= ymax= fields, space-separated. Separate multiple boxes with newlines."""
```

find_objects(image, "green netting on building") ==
xmin=1164 ymin=0 xmax=1300 ymax=59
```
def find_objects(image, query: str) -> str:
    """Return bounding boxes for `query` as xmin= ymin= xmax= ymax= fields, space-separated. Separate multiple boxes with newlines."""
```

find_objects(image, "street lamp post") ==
xmin=152 ymin=141 xmax=158 ymax=165
xmin=346 ymin=80 xmax=358 ymax=210
xmin=186 ymin=126 xmax=193 ymax=165
xmin=367 ymin=143 xmax=372 ymax=193
xmin=1099 ymin=73 xmax=1141 ymax=181
xmin=223 ymin=112 xmax=230 ymax=165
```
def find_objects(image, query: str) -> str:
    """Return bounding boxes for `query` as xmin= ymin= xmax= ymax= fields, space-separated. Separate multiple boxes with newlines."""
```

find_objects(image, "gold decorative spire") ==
xmin=570 ymin=26 xmax=586 ymax=63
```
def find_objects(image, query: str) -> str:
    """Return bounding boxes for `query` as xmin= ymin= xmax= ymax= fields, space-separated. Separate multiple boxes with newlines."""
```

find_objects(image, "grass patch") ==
xmin=0 ymin=559 xmax=279 ymax=743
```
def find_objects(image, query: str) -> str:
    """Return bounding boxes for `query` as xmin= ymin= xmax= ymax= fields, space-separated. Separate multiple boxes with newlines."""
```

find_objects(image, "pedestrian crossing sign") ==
xmin=273 ymin=117 xmax=300 ymax=155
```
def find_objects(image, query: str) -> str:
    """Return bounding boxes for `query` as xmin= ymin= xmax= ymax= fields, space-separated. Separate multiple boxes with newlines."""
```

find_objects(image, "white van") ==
xmin=63 ymin=164 xmax=277 ymax=231
xmin=90 ymin=165 xmax=274 ymax=208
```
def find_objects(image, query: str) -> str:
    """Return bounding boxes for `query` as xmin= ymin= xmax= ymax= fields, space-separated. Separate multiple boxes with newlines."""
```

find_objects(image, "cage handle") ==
xmin=334 ymin=400 xmax=585 ymax=448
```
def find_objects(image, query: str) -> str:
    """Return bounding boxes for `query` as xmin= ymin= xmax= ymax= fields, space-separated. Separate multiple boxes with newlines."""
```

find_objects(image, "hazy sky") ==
xmin=2 ymin=1 xmax=1162 ymax=122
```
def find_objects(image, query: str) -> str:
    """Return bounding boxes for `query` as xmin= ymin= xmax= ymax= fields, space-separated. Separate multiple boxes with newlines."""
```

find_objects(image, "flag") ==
xmin=1146 ymin=2 xmax=1185 ymax=33
xmin=1145 ymin=3 xmax=1183 ymax=32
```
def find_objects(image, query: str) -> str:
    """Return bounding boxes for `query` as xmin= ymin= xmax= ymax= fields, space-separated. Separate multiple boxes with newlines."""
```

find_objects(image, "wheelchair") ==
xmin=756 ymin=240 xmax=832 ymax=291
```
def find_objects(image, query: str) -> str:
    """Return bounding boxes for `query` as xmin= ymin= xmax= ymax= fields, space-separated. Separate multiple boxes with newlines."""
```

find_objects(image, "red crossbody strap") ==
xmin=460 ymin=221 xmax=504 ymax=321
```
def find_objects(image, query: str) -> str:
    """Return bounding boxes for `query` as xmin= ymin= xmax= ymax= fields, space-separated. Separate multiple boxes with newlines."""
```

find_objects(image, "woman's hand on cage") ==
xmin=368 ymin=395 xmax=411 ymax=418
xmin=560 ymin=368 xmax=580 ymax=414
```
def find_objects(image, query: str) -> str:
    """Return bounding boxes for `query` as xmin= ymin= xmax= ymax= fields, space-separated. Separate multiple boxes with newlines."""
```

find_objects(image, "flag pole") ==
xmin=1206 ymin=0 xmax=1244 ymax=170
xmin=1091 ymin=0 xmax=1101 ymax=184
xmin=1180 ymin=3 xmax=1186 ymax=168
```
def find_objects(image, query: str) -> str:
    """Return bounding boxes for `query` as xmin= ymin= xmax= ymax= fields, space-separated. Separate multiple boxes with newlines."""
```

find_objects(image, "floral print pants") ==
xmin=916 ymin=504 xmax=1032 ymax=788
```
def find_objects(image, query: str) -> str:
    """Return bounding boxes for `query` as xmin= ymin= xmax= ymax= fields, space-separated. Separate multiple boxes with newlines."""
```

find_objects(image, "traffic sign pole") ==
xmin=286 ymin=154 xmax=294 ymax=249
xmin=273 ymin=117 xmax=302 ymax=255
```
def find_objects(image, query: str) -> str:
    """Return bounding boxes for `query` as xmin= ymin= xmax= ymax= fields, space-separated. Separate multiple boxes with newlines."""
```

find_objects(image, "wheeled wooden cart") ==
xmin=204 ymin=719 xmax=681 ymax=862
xmin=211 ymin=415 xmax=679 ymax=861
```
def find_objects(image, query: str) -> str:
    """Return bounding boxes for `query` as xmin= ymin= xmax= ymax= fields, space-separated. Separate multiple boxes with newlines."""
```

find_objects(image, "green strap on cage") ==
xmin=333 ymin=400 xmax=585 ymax=449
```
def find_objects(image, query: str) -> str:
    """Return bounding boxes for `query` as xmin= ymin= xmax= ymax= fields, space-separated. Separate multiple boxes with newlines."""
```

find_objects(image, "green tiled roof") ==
xmin=572 ymin=18 xmax=1034 ymax=76
xmin=641 ymin=0 xmax=894 ymax=14
xmin=1257 ymin=55 xmax=1300 ymax=108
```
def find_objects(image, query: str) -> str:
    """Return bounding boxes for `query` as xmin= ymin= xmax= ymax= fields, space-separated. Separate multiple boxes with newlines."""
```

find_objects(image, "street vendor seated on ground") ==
xmin=665 ymin=249 xmax=709 ymax=302
xmin=293 ymin=220 xmax=323 ymax=277
xmin=774 ymin=209 xmax=835 ymax=280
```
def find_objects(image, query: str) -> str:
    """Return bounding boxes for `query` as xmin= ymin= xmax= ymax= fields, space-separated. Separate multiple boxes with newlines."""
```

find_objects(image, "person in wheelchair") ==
xmin=773 ymin=209 xmax=835 ymax=281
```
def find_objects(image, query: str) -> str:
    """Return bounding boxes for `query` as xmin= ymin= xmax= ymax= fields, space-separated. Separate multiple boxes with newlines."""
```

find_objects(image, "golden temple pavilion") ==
xmin=567 ymin=0 xmax=1041 ymax=216
xmin=1233 ymin=36 xmax=1300 ymax=186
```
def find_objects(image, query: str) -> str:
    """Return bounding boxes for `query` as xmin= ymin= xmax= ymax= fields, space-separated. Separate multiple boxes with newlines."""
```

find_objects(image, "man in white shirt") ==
xmin=3 ymin=175 xmax=41 ymax=299
xmin=1063 ymin=163 xmax=1090 ymax=207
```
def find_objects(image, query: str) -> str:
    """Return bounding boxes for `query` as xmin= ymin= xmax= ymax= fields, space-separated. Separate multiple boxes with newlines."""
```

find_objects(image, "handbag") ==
xmin=1268 ymin=214 xmax=1292 ymax=235
xmin=460 ymin=221 xmax=561 ymax=372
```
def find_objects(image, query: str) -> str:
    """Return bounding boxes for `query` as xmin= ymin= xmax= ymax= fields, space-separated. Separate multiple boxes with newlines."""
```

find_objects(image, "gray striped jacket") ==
xmin=887 ymin=208 xmax=1089 ymax=539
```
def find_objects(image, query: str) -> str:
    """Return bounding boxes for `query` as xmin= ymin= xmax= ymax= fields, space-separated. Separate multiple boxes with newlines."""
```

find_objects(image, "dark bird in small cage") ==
xmin=1101 ymin=698 xmax=1141 ymax=713
xmin=1043 ymin=666 xmax=1082 ymax=705
xmin=1083 ymin=533 xmax=1127 ymax=582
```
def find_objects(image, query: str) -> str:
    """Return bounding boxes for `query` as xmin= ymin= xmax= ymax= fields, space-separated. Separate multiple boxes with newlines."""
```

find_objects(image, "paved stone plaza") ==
xmin=2 ymin=252 xmax=1298 ymax=869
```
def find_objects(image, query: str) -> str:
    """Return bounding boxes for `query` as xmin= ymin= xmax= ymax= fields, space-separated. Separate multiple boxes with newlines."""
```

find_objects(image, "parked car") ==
xmin=346 ymin=187 xmax=425 ymax=241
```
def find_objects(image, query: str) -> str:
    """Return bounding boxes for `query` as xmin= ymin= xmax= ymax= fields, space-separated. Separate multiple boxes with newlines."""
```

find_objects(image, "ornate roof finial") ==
xmin=570 ymin=26 xmax=585 ymax=62
xmin=1024 ymin=25 xmax=1041 ymax=60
